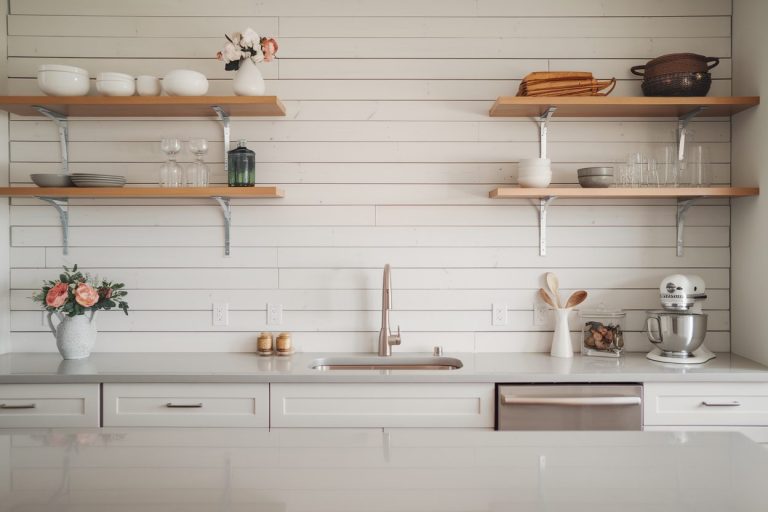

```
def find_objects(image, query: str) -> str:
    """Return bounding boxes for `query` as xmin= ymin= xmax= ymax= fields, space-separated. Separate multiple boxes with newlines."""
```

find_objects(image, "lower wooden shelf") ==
xmin=1 ymin=186 xmax=285 ymax=256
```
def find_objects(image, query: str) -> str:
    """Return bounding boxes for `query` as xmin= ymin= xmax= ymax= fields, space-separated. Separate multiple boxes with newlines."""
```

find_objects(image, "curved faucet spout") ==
xmin=378 ymin=264 xmax=401 ymax=356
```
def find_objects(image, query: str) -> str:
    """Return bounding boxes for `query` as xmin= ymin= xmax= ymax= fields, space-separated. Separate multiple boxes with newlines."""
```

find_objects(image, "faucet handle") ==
xmin=389 ymin=326 xmax=401 ymax=346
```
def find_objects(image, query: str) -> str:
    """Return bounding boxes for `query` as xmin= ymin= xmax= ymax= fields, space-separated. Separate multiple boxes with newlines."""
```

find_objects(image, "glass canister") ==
xmin=227 ymin=139 xmax=255 ymax=187
xmin=580 ymin=306 xmax=625 ymax=358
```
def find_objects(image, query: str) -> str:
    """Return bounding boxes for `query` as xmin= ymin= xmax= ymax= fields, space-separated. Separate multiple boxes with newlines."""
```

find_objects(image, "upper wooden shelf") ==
xmin=489 ymin=96 xmax=760 ymax=118
xmin=0 ymin=96 xmax=286 ymax=117
xmin=489 ymin=186 xmax=759 ymax=199
xmin=0 ymin=186 xmax=284 ymax=198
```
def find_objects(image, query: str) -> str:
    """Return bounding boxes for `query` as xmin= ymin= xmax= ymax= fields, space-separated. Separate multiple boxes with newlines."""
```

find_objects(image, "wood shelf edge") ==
xmin=488 ymin=186 xmax=760 ymax=199
xmin=0 ymin=186 xmax=285 ymax=198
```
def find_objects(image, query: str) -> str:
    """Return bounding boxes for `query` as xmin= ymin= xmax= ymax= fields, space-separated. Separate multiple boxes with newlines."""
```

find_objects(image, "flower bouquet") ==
xmin=216 ymin=27 xmax=278 ymax=95
xmin=32 ymin=265 xmax=129 ymax=359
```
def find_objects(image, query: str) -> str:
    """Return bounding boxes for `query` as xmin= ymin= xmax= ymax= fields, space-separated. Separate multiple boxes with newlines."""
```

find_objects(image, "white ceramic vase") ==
xmin=233 ymin=59 xmax=265 ymax=96
xmin=47 ymin=310 xmax=97 ymax=360
xmin=550 ymin=308 xmax=574 ymax=358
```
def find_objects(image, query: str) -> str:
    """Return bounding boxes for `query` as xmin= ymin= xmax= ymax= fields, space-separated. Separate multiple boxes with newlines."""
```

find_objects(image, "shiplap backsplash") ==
xmin=5 ymin=0 xmax=733 ymax=353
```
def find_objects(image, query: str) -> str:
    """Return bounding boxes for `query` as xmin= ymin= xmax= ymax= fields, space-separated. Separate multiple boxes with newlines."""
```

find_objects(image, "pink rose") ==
xmin=45 ymin=282 xmax=69 ymax=308
xmin=262 ymin=38 xmax=278 ymax=62
xmin=75 ymin=283 xmax=99 ymax=308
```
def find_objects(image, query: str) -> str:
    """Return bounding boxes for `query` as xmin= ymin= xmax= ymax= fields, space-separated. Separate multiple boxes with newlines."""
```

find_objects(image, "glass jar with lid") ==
xmin=227 ymin=139 xmax=255 ymax=187
xmin=580 ymin=305 xmax=625 ymax=358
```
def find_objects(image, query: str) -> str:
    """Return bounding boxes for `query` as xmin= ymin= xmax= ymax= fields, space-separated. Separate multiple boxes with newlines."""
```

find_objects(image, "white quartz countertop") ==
xmin=0 ymin=351 xmax=767 ymax=383
xmin=0 ymin=427 xmax=765 ymax=512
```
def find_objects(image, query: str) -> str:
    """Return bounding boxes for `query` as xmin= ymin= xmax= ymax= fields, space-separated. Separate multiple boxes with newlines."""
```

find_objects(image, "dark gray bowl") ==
xmin=31 ymin=173 xmax=73 ymax=187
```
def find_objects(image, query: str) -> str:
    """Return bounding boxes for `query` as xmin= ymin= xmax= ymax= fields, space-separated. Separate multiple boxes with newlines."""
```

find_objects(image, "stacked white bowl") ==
xmin=37 ymin=64 xmax=90 ymax=96
xmin=96 ymin=72 xmax=136 ymax=96
xmin=517 ymin=158 xmax=552 ymax=188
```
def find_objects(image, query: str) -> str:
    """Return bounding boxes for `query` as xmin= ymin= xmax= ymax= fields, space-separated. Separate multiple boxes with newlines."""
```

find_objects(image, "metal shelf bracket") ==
xmin=36 ymin=197 xmax=69 ymax=255
xmin=676 ymin=197 xmax=702 ymax=257
xmin=537 ymin=196 xmax=558 ymax=256
xmin=34 ymin=106 xmax=69 ymax=173
xmin=211 ymin=196 xmax=232 ymax=256
xmin=538 ymin=107 xmax=557 ymax=159
xmin=677 ymin=107 xmax=706 ymax=162
xmin=212 ymin=106 xmax=231 ymax=171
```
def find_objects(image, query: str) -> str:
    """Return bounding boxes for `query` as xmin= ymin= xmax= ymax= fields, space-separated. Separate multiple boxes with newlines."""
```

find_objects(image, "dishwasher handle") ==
xmin=501 ymin=395 xmax=641 ymax=407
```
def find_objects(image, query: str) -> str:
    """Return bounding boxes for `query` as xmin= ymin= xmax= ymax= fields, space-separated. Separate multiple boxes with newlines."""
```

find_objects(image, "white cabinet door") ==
xmin=644 ymin=382 xmax=768 ymax=426
xmin=0 ymin=384 xmax=100 ymax=428
xmin=103 ymin=383 xmax=269 ymax=427
xmin=270 ymin=383 xmax=494 ymax=428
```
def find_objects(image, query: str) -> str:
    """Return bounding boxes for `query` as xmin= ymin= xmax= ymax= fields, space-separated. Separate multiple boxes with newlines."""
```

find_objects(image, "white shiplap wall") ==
xmin=5 ymin=0 xmax=733 ymax=353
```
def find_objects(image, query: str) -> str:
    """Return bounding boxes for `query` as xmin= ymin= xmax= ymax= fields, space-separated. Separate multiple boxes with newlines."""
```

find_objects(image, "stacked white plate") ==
xmin=71 ymin=173 xmax=127 ymax=188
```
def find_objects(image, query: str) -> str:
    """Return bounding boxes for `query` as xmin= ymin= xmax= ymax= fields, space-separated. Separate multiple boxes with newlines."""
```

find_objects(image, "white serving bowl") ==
xmin=96 ymin=79 xmax=136 ymax=96
xmin=518 ymin=158 xmax=551 ymax=168
xmin=518 ymin=171 xmax=552 ymax=188
xmin=37 ymin=64 xmax=90 ymax=96
xmin=162 ymin=69 xmax=209 ymax=96
xmin=96 ymin=72 xmax=134 ymax=82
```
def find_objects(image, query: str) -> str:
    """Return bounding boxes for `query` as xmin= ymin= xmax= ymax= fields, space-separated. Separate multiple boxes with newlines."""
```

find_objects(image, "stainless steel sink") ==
xmin=310 ymin=356 xmax=463 ymax=371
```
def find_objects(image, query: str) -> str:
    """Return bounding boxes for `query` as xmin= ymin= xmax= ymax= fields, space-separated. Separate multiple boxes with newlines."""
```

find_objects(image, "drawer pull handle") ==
xmin=165 ymin=402 xmax=203 ymax=408
xmin=501 ymin=395 xmax=641 ymax=406
xmin=0 ymin=403 xmax=37 ymax=410
xmin=701 ymin=401 xmax=741 ymax=407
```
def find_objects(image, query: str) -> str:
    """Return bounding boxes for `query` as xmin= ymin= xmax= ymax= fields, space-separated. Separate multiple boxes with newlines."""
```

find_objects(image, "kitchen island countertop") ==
xmin=0 ymin=427 xmax=766 ymax=512
xmin=0 ymin=351 xmax=767 ymax=383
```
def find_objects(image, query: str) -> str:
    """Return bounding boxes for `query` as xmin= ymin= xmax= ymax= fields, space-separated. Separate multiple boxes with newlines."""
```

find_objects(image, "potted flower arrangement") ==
xmin=33 ymin=265 xmax=129 ymax=359
xmin=216 ymin=27 xmax=278 ymax=96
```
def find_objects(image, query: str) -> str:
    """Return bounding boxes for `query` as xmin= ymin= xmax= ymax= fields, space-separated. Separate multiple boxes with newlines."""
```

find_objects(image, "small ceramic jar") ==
xmin=276 ymin=332 xmax=293 ymax=355
xmin=257 ymin=332 xmax=273 ymax=356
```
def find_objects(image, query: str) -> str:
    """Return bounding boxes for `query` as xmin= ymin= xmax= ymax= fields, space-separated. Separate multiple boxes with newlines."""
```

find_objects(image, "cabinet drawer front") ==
xmin=644 ymin=425 xmax=768 ymax=444
xmin=644 ymin=383 xmax=768 ymax=426
xmin=0 ymin=384 xmax=100 ymax=428
xmin=103 ymin=383 xmax=268 ymax=427
xmin=271 ymin=383 xmax=494 ymax=428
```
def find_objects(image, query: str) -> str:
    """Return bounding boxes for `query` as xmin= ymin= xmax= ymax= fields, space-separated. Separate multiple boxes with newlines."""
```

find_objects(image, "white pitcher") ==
xmin=550 ymin=308 xmax=574 ymax=358
xmin=47 ymin=310 xmax=97 ymax=360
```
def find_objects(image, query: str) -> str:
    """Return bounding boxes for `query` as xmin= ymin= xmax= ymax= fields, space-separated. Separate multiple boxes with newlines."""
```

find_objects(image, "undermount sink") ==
xmin=310 ymin=356 xmax=463 ymax=371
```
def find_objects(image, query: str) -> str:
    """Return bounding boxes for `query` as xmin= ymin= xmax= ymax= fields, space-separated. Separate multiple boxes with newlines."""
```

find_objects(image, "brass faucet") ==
xmin=378 ymin=264 xmax=401 ymax=356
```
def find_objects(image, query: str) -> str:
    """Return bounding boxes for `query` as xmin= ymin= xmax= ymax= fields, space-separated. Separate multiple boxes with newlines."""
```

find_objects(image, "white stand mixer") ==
xmin=646 ymin=274 xmax=715 ymax=364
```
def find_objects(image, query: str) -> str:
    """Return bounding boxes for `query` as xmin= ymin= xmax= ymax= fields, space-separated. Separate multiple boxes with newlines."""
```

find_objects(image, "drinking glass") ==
xmin=159 ymin=137 xmax=182 ymax=187
xmin=185 ymin=138 xmax=210 ymax=187
xmin=687 ymin=144 xmax=711 ymax=187
xmin=658 ymin=143 xmax=679 ymax=187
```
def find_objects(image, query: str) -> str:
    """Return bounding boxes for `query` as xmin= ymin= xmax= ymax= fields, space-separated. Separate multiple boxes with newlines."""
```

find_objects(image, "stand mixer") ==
xmin=645 ymin=274 xmax=715 ymax=364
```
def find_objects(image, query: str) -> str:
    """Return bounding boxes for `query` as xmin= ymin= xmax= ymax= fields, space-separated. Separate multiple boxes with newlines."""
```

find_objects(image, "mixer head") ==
xmin=659 ymin=274 xmax=707 ymax=311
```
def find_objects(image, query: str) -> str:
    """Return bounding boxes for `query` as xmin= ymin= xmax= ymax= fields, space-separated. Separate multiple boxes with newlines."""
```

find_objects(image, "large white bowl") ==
xmin=162 ymin=69 xmax=209 ymax=96
xmin=96 ymin=79 xmax=136 ymax=96
xmin=37 ymin=64 xmax=90 ymax=96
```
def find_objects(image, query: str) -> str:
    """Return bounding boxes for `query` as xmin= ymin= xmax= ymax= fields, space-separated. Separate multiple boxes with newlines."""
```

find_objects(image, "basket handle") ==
xmin=705 ymin=57 xmax=720 ymax=70
xmin=630 ymin=65 xmax=646 ymax=77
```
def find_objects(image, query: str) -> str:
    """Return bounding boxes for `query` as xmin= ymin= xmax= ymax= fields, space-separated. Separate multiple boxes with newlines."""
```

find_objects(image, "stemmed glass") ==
xmin=159 ymin=137 xmax=182 ymax=187
xmin=186 ymin=138 xmax=210 ymax=187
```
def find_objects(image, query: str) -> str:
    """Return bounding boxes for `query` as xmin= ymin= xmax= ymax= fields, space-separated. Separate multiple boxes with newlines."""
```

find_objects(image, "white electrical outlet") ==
xmin=267 ymin=303 xmax=283 ymax=325
xmin=533 ymin=303 xmax=548 ymax=326
xmin=212 ymin=303 xmax=229 ymax=326
xmin=492 ymin=303 xmax=508 ymax=326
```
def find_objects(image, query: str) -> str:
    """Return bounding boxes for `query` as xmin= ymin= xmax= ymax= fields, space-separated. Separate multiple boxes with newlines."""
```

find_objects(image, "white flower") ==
xmin=240 ymin=27 xmax=260 ymax=48
xmin=249 ymin=44 xmax=265 ymax=63
xmin=220 ymin=42 xmax=242 ymax=63
xmin=229 ymin=32 xmax=242 ymax=46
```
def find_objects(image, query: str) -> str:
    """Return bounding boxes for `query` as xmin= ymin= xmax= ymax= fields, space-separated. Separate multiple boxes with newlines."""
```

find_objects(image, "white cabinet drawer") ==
xmin=0 ymin=384 xmax=100 ymax=428
xmin=644 ymin=383 xmax=768 ymax=426
xmin=644 ymin=425 xmax=768 ymax=444
xmin=103 ymin=383 xmax=269 ymax=427
xmin=271 ymin=383 xmax=494 ymax=428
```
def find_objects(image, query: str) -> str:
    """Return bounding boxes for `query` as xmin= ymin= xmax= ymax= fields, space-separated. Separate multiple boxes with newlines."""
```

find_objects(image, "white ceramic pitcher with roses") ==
xmin=48 ymin=310 xmax=97 ymax=360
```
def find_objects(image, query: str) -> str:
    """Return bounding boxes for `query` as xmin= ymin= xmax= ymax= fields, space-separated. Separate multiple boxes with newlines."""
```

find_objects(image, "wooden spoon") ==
xmin=545 ymin=272 xmax=561 ymax=308
xmin=538 ymin=288 xmax=557 ymax=308
xmin=565 ymin=290 xmax=588 ymax=309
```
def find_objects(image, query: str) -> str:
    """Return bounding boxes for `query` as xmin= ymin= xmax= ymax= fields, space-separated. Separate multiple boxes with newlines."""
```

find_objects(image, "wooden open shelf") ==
xmin=0 ymin=186 xmax=284 ymax=198
xmin=0 ymin=96 xmax=286 ymax=117
xmin=489 ymin=186 xmax=759 ymax=199
xmin=489 ymin=96 xmax=760 ymax=118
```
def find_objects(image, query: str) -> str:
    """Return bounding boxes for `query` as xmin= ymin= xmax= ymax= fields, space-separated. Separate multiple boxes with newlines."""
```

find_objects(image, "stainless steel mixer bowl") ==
xmin=646 ymin=311 xmax=707 ymax=357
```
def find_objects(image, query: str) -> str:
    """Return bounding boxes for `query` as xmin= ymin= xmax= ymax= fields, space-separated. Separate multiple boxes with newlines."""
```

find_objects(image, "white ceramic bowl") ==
xmin=136 ymin=75 xmax=161 ymax=96
xmin=518 ymin=172 xmax=552 ymax=188
xmin=162 ymin=69 xmax=209 ymax=96
xmin=96 ymin=79 xmax=136 ymax=96
xmin=37 ymin=64 xmax=90 ymax=96
xmin=518 ymin=158 xmax=551 ymax=168
xmin=96 ymin=72 xmax=134 ymax=82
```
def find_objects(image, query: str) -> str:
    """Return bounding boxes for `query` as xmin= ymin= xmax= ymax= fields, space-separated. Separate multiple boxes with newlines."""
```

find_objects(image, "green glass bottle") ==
xmin=227 ymin=139 xmax=255 ymax=187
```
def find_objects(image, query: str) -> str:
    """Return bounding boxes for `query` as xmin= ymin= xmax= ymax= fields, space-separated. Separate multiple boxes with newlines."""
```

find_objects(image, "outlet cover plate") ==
xmin=267 ymin=303 xmax=283 ymax=325
xmin=492 ymin=303 xmax=508 ymax=326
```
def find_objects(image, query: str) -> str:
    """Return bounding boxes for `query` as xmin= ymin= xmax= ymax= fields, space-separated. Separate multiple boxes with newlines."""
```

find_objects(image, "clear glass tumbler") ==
xmin=159 ymin=137 xmax=182 ymax=187
xmin=687 ymin=144 xmax=711 ymax=187
xmin=185 ymin=138 xmax=210 ymax=187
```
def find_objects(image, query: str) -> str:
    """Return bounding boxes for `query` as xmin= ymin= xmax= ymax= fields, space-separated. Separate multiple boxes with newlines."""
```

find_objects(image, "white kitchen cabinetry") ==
xmin=644 ymin=382 xmax=768 ymax=444
xmin=0 ymin=384 xmax=100 ymax=428
xmin=103 ymin=383 xmax=269 ymax=427
xmin=270 ymin=383 xmax=494 ymax=428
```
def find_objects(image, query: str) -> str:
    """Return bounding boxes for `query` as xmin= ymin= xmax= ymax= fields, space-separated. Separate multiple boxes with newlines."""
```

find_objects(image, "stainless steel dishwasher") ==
xmin=496 ymin=384 xmax=642 ymax=430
